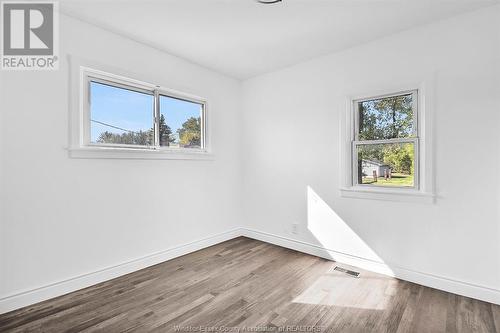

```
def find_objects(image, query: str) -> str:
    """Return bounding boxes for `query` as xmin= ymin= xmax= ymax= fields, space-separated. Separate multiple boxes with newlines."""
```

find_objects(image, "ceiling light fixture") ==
xmin=257 ymin=0 xmax=282 ymax=4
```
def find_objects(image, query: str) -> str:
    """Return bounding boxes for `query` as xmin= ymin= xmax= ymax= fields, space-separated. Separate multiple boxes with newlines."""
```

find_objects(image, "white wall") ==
xmin=1 ymin=5 xmax=499 ymax=311
xmin=241 ymin=5 xmax=500 ymax=296
xmin=0 ymin=15 xmax=242 ymax=302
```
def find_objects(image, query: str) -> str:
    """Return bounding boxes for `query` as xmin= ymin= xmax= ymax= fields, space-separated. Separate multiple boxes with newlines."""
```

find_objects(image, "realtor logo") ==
xmin=1 ymin=1 xmax=58 ymax=70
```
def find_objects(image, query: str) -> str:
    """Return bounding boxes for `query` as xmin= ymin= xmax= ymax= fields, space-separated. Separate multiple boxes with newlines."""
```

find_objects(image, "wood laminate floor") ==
xmin=1 ymin=237 xmax=499 ymax=333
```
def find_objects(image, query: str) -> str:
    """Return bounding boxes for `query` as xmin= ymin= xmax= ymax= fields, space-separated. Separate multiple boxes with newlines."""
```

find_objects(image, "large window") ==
xmin=83 ymin=69 xmax=206 ymax=152
xmin=352 ymin=91 xmax=418 ymax=189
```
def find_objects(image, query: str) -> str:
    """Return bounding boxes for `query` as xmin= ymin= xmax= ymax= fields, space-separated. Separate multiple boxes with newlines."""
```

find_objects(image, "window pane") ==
xmin=358 ymin=93 xmax=414 ymax=140
xmin=356 ymin=142 xmax=415 ymax=187
xmin=159 ymin=95 xmax=203 ymax=148
xmin=90 ymin=81 xmax=154 ymax=146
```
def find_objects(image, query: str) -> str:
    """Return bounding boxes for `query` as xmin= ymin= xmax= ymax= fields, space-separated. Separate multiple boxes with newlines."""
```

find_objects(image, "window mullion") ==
xmin=354 ymin=138 xmax=416 ymax=146
xmin=153 ymin=89 xmax=160 ymax=149
xmin=353 ymin=101 xmax=359 ymax=141
xmin=412 ymin=90 xmax=419 ymax=137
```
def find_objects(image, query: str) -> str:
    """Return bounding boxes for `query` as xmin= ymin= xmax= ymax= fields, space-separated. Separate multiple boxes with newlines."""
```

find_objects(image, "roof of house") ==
xmin=362 ymin=159 xmax=390 ymax=167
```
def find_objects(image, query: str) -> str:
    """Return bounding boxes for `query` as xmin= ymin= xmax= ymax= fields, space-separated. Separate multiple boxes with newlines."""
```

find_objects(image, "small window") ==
xmin=353 ymin=91 xmax=418 ymax=189
xmin=159 ymin=95 xmax=203 ymax=149
xmin=82 ymin=69 xmax=207 ymax=153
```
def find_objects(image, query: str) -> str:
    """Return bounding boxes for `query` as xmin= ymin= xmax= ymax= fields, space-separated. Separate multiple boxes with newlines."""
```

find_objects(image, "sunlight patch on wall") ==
xmin=307 ymin=186 xmax=393 ymax=275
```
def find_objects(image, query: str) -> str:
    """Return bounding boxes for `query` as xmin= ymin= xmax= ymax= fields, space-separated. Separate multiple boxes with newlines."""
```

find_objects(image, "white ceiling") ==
xmin=60 ymin=0 xmax=498 ymax=79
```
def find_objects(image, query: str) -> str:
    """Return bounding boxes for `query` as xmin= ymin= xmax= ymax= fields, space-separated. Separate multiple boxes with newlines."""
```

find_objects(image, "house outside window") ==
xmin=340 ymin=82 xmax=435 ymax=203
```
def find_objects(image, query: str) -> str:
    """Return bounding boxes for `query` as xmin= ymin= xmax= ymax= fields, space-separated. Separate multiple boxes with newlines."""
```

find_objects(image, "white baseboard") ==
xmin=1 ymin=227 xmax=498 ymax=314
xmin=0 ymin=228 xmax=241 ymax=314
xmin=240 ymin=228 xmax=500 ymax=306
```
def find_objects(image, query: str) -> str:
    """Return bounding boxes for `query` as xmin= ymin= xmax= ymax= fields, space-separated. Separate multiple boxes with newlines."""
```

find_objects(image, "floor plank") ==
xmin=0 ymin=237 xmax=498 ymax=332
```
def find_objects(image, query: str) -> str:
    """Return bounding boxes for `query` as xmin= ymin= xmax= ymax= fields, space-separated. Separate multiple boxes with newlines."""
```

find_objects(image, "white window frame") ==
xmin=69 ymin=65 xmax=212 ymax=160
xmin=352 ymin=90 xmax=419 ymax=190
xmin=340 ymin=80 xmax=435 ymax=203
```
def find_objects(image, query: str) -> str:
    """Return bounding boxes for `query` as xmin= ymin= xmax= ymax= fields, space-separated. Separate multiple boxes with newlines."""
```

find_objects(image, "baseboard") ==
xmin=2 ymin=227 xmax=499 ymax=314
xmin=240 ymin=228 xmax=500 ymax=306
xmin=0 ymin=228 xmax=241 ymax=314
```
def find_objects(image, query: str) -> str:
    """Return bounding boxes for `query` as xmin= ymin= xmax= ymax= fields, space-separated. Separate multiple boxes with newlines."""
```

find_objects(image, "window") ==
xmin=90 ymin=81 xmax=155 ymax=147
xmin=79 ymin=68 xmax=207 ymax=155
xmin=340 ymin=82 xmax=434 ymax=203
xmin=352 ymin=91 xmax=418 ymax=189
xmin=159 ymin=95 xmax=203 ymax=149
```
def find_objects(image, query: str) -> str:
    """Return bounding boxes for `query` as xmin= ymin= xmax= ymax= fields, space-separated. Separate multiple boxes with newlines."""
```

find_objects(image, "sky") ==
xmin=90 ymin=81 xmax=202 ymax=143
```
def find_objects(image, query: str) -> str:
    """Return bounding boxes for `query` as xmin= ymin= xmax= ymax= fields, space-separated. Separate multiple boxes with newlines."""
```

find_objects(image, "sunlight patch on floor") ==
xmin=293 ymin=270 xmax=397 ymax=310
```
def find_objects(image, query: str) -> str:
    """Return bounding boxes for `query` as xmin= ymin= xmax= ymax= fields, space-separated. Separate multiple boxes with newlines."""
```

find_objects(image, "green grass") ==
xmin=362 ymin=173 xmax=414 ymax=187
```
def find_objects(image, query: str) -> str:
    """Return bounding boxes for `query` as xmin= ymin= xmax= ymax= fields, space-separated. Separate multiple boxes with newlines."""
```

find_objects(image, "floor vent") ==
xmin=333 ymin=266 xmax=360 ymax=278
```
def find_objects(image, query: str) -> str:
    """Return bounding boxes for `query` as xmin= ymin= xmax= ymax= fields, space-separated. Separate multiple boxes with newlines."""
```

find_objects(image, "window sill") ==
xmin=340 ymin=186 xmax=435 ymax=204
xmin=68 ymin=146 xmax=215 ymax=160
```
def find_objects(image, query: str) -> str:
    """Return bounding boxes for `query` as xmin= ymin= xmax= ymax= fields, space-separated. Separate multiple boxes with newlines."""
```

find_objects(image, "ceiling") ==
xmin=60 ymin=0 xmax=498 ymax=79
